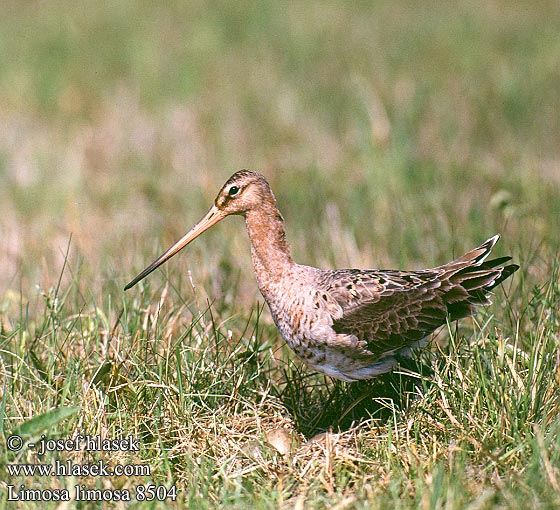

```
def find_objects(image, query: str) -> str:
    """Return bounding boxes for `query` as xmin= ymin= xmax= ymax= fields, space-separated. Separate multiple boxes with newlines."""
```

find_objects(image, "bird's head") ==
xmin=214 ymin=170 xmax=272 ymax=215
xmin=124 ymin=170 xmax=272 ymax=290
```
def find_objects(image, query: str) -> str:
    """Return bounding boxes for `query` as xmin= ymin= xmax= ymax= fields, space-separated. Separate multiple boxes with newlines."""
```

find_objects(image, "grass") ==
xmin=1 ymin=0 xmax=560 ymax=508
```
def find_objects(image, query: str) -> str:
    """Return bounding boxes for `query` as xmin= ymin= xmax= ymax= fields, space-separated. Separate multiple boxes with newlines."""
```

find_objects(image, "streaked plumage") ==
xmin=125 ymin=170 xmax=518 ymax=382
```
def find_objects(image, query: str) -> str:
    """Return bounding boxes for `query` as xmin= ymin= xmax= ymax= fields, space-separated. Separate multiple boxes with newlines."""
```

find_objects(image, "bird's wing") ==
xmin=321 ymin=268 xmax=450 ymax=357
xmin=319 ymin=236 xmax=518 ymax=358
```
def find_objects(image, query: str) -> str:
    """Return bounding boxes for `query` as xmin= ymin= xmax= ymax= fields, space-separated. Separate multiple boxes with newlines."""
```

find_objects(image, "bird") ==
xmin=125 ymin=170 xmax=518 ymax=382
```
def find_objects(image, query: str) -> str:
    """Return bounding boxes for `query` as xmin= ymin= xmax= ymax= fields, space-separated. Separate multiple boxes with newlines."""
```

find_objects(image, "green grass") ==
xmin=1 ymin=0 xmax=560 ymax=508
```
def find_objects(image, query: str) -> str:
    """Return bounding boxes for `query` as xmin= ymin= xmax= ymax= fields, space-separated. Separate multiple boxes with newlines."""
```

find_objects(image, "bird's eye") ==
xmin=228 ymin=185 xmax=240 ymax=197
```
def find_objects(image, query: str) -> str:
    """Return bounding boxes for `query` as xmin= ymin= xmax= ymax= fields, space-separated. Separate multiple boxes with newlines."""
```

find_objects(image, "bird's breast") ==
xmin=257 ymin=271 xmax=340 ymax=350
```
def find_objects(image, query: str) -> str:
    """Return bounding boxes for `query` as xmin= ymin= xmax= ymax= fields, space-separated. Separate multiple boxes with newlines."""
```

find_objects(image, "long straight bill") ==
xmin=124 ymin=205 xmax=226 ymax=290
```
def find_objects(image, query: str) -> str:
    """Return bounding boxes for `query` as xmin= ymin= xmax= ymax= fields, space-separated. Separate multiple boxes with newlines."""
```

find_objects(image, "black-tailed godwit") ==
xmin=125 ymin=170 xmax=518 ymax=381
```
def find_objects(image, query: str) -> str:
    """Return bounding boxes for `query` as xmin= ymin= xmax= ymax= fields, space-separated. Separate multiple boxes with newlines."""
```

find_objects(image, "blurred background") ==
xmin=1 ymin=0 xmax=559 ymax=309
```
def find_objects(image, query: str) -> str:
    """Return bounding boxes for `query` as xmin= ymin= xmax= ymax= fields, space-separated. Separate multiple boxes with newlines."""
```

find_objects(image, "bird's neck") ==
xmin=245 ymin=204 xmax=294 ymax=287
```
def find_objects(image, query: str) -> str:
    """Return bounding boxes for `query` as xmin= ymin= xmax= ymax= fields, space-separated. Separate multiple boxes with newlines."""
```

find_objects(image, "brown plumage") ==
xmin=125 ymin=170 xmax=518 ymax=382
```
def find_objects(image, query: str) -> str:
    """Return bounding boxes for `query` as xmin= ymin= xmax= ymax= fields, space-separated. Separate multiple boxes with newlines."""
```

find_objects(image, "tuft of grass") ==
xmin=1 ymin=238 xmax=559 ymax=509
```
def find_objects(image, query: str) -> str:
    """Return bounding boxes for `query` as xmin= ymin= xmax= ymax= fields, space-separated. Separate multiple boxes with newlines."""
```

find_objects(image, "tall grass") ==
xmin=1 ymin=0 xmax=559 ymax=508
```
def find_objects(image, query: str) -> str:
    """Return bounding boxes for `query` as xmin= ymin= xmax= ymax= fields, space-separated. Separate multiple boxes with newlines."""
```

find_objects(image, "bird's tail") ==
xmin=443 ymin=235 xmax=519 ymax=320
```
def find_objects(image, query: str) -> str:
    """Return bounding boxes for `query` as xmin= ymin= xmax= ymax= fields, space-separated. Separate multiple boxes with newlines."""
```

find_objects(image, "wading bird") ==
xmin=125 ymin=170 xmax=518 ymax=382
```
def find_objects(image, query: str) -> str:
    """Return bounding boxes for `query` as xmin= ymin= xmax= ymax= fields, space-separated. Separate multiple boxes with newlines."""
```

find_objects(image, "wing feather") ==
xmin=318 ymin=236 xmax=518 ymax=358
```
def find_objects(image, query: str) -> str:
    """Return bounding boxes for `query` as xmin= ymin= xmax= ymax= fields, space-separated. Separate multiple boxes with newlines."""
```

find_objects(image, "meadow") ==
xmin=1 ymin=0 xmax=559 ymax=508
